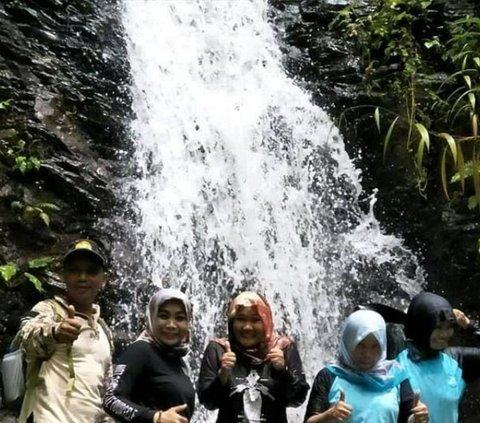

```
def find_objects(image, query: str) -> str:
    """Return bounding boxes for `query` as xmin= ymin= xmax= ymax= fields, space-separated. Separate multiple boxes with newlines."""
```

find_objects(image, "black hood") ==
xmin=405 ymin=292 xmax=455 ymax=353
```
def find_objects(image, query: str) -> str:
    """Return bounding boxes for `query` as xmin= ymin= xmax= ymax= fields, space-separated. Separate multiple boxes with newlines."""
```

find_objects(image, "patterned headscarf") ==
xmin=328 ymin=310 xmax=407 ymax=391
xmin=137 ymin=288 xmax=192 ymax=357
xmin=214 ymin=291 xmax=292 ymax=366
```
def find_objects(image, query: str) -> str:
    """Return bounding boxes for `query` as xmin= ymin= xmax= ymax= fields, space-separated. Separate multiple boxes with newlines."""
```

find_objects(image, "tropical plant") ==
xmin=373 ymin=16 xmax=480 ymax=203
xmin=333 ymin=4 xmax=480 ymax=205
xmin=0 ymin=139 xmax=41 ymax=175
xmin=0 ymin=99 xmax=42 ymax=175
xmin=0 ymin=98 xmax=13 ymax=110
xmin=0 ymin=256 xmax=55 ymax=291
xmin=439 ymin=16 xmax=480 ymax=209
xmin=331 ymin=0 xmax=445 ymax=90
xmin=10 ymin=200 xmax=61 ymax=227
xmin=333 ymin=3 xmax=480 ymax=250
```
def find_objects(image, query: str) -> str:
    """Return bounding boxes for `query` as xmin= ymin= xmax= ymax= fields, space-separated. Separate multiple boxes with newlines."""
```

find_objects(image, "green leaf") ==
xmin=374 ymin=107 xmax=381 ymax=133
xmin=37 ymin=203 xmax=60 ymax=212
xmin=39 ymin=212 xmax=50 ymax=227
xmin=30 ymin=157 xmax=41 ymax=171
xmin=463 ymin=75 xmax=472 ymax=89
xmin=457 ymin=144 xmax=466 ymax=192
xmin=16 ymin=140 xmax=25 ymax=151
xmin=472 ymin=159 xmax=480 ymax=210
xmin=415 ymin=123 xmax=430 ymax=150
xmin=0 ymin=99 xmax=13 ymax=110
xmin=451 ymin=89 xmax=476 ymax=117
xmin=28 ymin=256 xmax=55 ymax=269
xmin=383 ymin=116 xmax=400 ymax=163
xmin=474 ymin=57 xmax=480 ymax=68
xmin=468 ymin=92 xmax=476 ymax=111
xmin=437 ymin=133 xmax=457 ymax=165
xmin=468 ymin=196 xmax=478 ymax=210
xmin=24 ymin=272 xmax=43 ymax=292
xmin=424 ymin=39 xmax=441 ymax=49
xmin=441 ymin=147 xmax=450 ymax=200
xmin=416 ymin=140 xmax=427 ymax=169
xmin=16 ymin=157 xmax=27 ymax=174
xmin=451 ymin=160 xmax=479 ymax=182
xmin=0 ymin=263 xmax=17 ymax=282
xmin=415 ymin=124 xmax=430 ymax=168
xmin=10 ymin=201 xmax=23 ymax=211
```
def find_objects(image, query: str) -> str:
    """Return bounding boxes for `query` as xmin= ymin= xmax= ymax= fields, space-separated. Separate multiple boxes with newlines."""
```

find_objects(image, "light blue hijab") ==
xmin=327 ymin=310 xmax=407 ymax=391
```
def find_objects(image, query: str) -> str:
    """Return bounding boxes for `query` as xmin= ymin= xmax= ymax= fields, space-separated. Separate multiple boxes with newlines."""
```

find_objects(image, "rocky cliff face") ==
xmin=0 ymin=0 xmax=130 ymax=355
xmin=270 ymin=0 xmax=480 ymax=309
xmin=270 ymin=0 xmax=480 ymax=419
xmin=0 ymin=0 xmax=479 ymax=419
xmin=270 ymin=0 xmax=480 ymax=317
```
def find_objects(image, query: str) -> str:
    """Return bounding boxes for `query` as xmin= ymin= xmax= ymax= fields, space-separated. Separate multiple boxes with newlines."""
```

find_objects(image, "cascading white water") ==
xmin=116 ymin=1 xmax=424 ymax=421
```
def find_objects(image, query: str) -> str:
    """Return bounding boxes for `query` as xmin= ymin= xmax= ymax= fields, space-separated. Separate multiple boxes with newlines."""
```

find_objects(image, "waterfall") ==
xmin=115 ymin=1 xmax=424 ymax=421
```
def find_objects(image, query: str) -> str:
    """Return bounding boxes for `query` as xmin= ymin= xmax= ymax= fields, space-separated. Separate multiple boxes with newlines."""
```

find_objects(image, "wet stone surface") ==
xmin=0 ymin=0 xmax=479 ymax=420
xmin=0 ymin=0 xmax=131 ymax=385
xmin=270 ymin=0 xmax=480 ymax=420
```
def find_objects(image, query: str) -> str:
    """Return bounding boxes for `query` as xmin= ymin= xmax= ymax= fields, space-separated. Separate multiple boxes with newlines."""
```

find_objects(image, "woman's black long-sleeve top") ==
xmin=197 ymin=340 xmax=309 ymax=423
xmin=103 ymin=340 xmax=195 ymax=423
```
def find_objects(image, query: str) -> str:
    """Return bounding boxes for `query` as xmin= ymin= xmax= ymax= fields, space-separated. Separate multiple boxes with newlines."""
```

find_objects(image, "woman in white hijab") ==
xmin=104 ymin=288 xmax=195 ymax=423
xmin=304 ymin=310 xmax=429 ymax=423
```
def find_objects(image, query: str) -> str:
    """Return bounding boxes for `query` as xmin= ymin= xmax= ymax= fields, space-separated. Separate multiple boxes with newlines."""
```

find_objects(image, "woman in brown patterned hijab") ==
xmin=198 ymin=291 xmax=309 ymax=423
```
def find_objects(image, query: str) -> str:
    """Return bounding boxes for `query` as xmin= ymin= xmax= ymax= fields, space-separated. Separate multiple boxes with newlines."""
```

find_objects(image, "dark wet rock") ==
xmin=271 ymin=0 xmax=480 ymax=420
xmin=0 ymin=1 xmax=130 ymax=224
xmin=0 ymin=0 xmax=479 ymax=418
xmin=0 ymin=0 xmax=131 ymax=390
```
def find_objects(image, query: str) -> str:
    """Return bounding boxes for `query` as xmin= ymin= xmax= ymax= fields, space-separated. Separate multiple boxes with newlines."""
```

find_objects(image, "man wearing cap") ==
xmin=12 ymin=239 xmax=113 ymax=423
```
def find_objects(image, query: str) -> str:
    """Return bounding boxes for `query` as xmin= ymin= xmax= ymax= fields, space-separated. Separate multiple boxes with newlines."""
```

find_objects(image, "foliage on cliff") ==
xmin=333 ymin=0 xmax=480 ymax=214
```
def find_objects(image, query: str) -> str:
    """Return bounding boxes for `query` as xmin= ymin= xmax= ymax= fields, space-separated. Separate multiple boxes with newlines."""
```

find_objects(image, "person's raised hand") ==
xmin=411 ymin=392 xmax=429 ymax=423
xmin=218 ymin=341 xmax=236 ymax=385
xmin=220 ymin=341 xmax=236 ymax=371
xmin=327 ymin=390 xmax=352 ymax=422
xmin=54 ymin=305 xmax=82 ymax=344
xmin=158 ymin=404 xmax=189 ymax=423
xmin=452 ymin=308 xmax=471 ymax=329
xmin=266 ymin=347 xmax=285 ymax=371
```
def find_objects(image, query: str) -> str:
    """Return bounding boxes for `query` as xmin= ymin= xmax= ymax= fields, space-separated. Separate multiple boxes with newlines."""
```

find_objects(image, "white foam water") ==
xmin=116 ymin=1 xmax=424 ymax=421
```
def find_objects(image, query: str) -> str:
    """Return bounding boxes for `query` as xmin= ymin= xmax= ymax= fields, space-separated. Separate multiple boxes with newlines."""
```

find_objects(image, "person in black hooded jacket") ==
xmin=396 ymin=291 xmax=480 ymax=423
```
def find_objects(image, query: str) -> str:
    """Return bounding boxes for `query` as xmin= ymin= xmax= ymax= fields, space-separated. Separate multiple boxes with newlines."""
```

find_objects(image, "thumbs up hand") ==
xmin=266 ymin=347 xmax=285 ymax=371
xmin=411 ymin=392 xmax=429 ymax=423
xmin=221 ymin=341 xmax=236 ymax=370
xmin=54 ymin=305 xmax=82 ymax=344
xmin=218 ymin=341 xmax=237 ymax=385
xmin=67 ymin=305 xmax=76 ymax=319
xmin=327 ymin=389 xmax=352 ymax=422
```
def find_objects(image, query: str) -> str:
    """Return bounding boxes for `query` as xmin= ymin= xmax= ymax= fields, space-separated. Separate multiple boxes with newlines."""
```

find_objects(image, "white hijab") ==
xmin=137 ymin=288 xmax=192 ymax=357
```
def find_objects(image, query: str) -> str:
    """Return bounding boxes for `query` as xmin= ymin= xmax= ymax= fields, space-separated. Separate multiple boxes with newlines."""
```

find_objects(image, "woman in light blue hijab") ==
xmin=304 ymin=310 xmax=429 ymax=423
